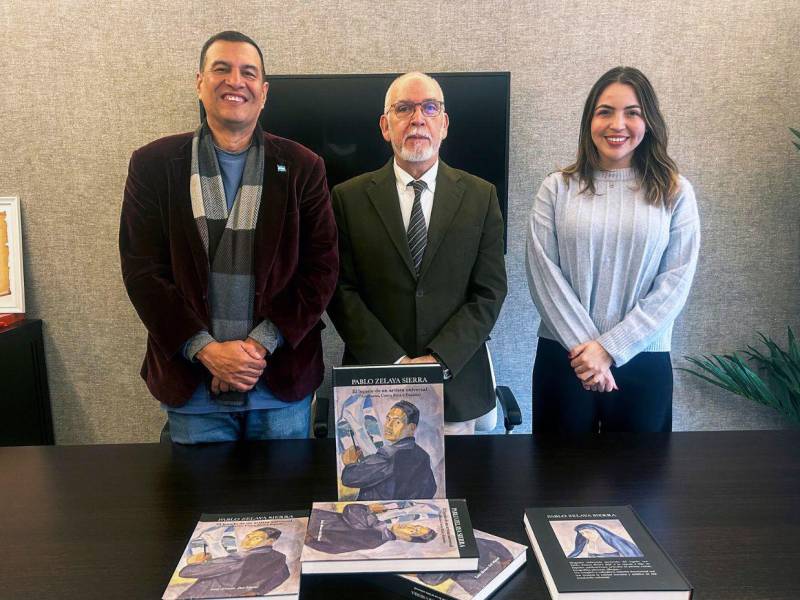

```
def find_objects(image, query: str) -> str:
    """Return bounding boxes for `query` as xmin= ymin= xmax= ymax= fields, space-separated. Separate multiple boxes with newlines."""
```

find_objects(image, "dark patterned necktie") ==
xmin=407 ymin=180 xmax=428 ymax=275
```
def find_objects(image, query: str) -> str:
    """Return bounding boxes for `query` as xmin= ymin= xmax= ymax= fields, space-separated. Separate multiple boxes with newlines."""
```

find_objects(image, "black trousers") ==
xmin=531 ymin=337 xmax=673 ymax=433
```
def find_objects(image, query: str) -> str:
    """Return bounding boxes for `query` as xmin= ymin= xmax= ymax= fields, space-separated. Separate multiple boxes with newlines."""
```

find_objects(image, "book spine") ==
xmin=449 ymin=500 xmax=478 ymax=559
xmin=371 ymin=574 xmax=455 ymax=600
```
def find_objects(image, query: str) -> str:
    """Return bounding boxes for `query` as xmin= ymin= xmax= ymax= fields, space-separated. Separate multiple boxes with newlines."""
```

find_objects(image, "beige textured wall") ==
xmin=1 ymin=1 xmax=797 ymax=443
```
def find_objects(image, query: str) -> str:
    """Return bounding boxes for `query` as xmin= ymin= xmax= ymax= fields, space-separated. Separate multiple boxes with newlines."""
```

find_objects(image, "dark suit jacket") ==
xmin=119 ymin=131 xmax=338 ymax=406
xmin=328 ymin=160 xmax=507 ymax=421
xmin=305 ymin=504 xmax=394 ymax=554
xmin=178 ymin=547 xmax=289 ymax=598
xmin=340 ymin=436 xmax=437 ymax=501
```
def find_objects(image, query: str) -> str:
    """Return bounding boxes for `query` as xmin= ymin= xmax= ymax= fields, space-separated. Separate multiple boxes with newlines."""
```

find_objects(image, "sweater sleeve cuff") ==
xmin=597 ymin=327 xmax=638 ymax=368
xmin=185 ymin=331 xmax=215 ymax=362
xmin=248 ymin=320 xmax=283 ymax=355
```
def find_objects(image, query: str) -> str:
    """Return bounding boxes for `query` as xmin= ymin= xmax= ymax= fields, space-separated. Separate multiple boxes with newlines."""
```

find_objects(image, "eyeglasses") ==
xmin=386 ymin=99 xmax=444 ymax=118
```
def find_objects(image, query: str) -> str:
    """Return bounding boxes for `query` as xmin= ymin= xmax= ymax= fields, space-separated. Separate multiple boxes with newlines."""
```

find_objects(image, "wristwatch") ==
xmin=430 ymin=351 xmax=452 ymax=380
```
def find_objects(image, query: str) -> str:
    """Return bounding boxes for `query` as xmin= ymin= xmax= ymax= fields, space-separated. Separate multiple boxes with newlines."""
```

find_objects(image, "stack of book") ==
xmin=367 ymin=527 xmax=528 ymax=600
xmin=164 ymin=366 xmax=686 ymax=600
xmin=162 ymin=365 xmax=527 ymax=599
xmin=302 ymin=499 xmax=528 ymax=599
xmin=304 ymin=365 xmax=527 ymax=597
xmin=163 ymin=502 xmax=527 ymax=600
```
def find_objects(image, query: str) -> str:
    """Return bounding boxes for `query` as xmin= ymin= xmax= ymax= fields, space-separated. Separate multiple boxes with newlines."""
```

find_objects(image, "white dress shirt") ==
xmin=393 ymin=159 xmax=438 ymax=229
xmin=391 ymin=159 xmax=453 ymax=381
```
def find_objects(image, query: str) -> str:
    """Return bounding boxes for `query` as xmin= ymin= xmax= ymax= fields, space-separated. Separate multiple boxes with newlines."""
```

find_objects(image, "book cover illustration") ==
xmin=524 ymin=506 xmax=692 ymax=598
xmin=333 ymin=364 xmax=445 ymax=501
xmin=162 ymin=512 xmax=308 ymax=600
xmin=550 ymin=519 xmax=642 ymax=559
xmin=398 ymin=529 xmax=528 ymax=599
xmin=301 ymin=499 xmax=475 ymax=570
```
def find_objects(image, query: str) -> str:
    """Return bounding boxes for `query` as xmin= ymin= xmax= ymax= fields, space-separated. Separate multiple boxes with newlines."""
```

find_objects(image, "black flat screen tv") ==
xmin=256 ymin=72 xmax=510 ymax=246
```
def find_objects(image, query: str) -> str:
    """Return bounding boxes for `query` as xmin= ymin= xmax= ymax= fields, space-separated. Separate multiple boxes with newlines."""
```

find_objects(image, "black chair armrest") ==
xmin=495 ymin=385 xmax=521 ymax=433
xmin=160 ymin=421 xmax=171 ymax=444
xmin=313 ymin=396 xmax=330 ymax=439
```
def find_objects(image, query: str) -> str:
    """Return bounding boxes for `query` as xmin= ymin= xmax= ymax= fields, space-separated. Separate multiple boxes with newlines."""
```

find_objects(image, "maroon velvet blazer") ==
xmin=119 ymin=131 xmax=338 ymax=406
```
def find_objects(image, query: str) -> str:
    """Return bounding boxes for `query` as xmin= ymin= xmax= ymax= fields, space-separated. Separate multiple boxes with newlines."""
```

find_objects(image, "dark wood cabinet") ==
xmin=0 ymin=319 xmax=54 ymax=445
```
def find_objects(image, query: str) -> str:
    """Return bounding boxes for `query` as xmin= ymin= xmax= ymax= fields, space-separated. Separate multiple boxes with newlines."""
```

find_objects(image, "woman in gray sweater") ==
xmin=526 ymin=67 xmax=700 ymax=433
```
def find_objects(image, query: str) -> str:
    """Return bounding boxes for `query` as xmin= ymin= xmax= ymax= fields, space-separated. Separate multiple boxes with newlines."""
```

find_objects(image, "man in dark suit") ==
xmin=305 ymin=503 xmax=437 ymax=555
xmin=119 ymin=31 xmax=338 ymax=442
xmin=327 ymin=72 xmax=507 ymax=434
xmin=341 ymin=400 xmax=437 ymax=500
xmin=178 ymin=527 xmax=289 ymax=598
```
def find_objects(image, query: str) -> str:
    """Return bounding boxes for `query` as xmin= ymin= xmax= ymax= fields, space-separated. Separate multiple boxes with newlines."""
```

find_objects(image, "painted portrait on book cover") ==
xmin=163 ymin=516 xmax=307 ymax=599
xmin=334 ymin=381 xmax=445 ymax=501
xmin=404 ymin=529 xmax=527 ymax=599
xmin=303 ymin=500 xmax=459 ymax=562
xmin=550 ymin=519 xmax=643 ymax=559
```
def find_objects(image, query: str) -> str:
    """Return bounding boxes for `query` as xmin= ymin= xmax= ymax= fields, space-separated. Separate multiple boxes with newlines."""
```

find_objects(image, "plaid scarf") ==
xmin=190 ymin=122 xmax=265 ymax=406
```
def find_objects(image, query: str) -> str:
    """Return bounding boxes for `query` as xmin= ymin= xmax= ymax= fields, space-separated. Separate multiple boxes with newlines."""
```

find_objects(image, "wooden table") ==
xmin=1 ymin=431 xmax=798 ymax=599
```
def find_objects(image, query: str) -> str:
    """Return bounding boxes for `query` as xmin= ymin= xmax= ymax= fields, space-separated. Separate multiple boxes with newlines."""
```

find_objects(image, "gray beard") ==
xmin=395 ymin=143 xmax=436 ymax=163
xmin=393 ymin=128 xmax=442 ymax=163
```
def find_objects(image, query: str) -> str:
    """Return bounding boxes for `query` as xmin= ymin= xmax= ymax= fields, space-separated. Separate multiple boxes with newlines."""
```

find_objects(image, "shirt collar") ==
xmin=393 ymin=159 xmax=438 ymax=193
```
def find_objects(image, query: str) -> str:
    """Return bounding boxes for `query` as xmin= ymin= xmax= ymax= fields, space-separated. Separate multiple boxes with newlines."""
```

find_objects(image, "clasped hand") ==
xmin=569 ymin=340 xmax=618 ymax=393
xmin=197 ymin=338 xmax=267 ymax=393
xmin=399 ymin=354 xmax=439 ymax=365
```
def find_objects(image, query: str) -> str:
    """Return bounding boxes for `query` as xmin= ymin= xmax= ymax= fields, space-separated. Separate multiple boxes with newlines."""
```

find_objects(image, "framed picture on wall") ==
xmin=0 ymin=197 xmax=25 ymax=313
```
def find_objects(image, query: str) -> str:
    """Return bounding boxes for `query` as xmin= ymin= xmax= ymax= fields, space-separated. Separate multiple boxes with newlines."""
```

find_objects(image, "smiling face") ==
xmin=590 ymin=82 xmax=646 ymax=170
xmin=196 ymin=40 xmax=268 ymax=137
xmin=380 ymin=74 xmax=449 ymax=176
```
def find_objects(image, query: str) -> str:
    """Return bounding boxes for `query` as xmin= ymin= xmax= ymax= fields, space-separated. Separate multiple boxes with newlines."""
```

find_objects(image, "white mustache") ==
xmin=404 ymin=128 xmax=431 ymax=142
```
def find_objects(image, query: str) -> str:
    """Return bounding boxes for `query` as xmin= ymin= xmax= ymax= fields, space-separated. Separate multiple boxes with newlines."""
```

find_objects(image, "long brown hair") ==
xmin=562 ymin=67 xmax=680 ymax=208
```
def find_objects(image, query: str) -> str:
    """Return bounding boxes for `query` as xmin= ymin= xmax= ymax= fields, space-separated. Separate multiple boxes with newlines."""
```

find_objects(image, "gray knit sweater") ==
xmin=525 ymin=168 xmax=700 ymax=366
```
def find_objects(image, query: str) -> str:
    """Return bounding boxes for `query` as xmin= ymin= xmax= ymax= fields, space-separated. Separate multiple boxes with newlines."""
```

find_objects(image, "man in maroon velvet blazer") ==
xmin=119 ymin=31 xmax=338 ymax=442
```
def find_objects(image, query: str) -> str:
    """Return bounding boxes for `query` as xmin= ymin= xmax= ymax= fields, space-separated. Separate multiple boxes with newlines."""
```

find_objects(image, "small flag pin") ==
xmin=277 ymin=164 xmax=287 ymax=173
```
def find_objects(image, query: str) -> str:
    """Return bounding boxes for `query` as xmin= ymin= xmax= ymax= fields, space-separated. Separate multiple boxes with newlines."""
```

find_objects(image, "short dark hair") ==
xmin=199 ymin=31 xmax=266 ymax=80
xmin=391 ymin=400 xmax=420 ymax=427
xmin=250 ymin=526 xmax=282 ymax=541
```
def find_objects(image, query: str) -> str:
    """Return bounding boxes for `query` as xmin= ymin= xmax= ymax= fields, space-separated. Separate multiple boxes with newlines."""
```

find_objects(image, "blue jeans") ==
xmin=167 ymin=395 xmax=312 ymax=443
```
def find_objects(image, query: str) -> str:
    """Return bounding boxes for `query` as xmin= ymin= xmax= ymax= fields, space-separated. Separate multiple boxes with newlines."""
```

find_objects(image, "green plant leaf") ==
xmin=788 ymin=327 xmax=800 ymax=363
xmin=677 ymin=367 xmax=736 ymax=393
xmin=679 ymin=356 xmax=741 ymax=394
xmin=683 ymin=327 xmax=800 ymax=423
